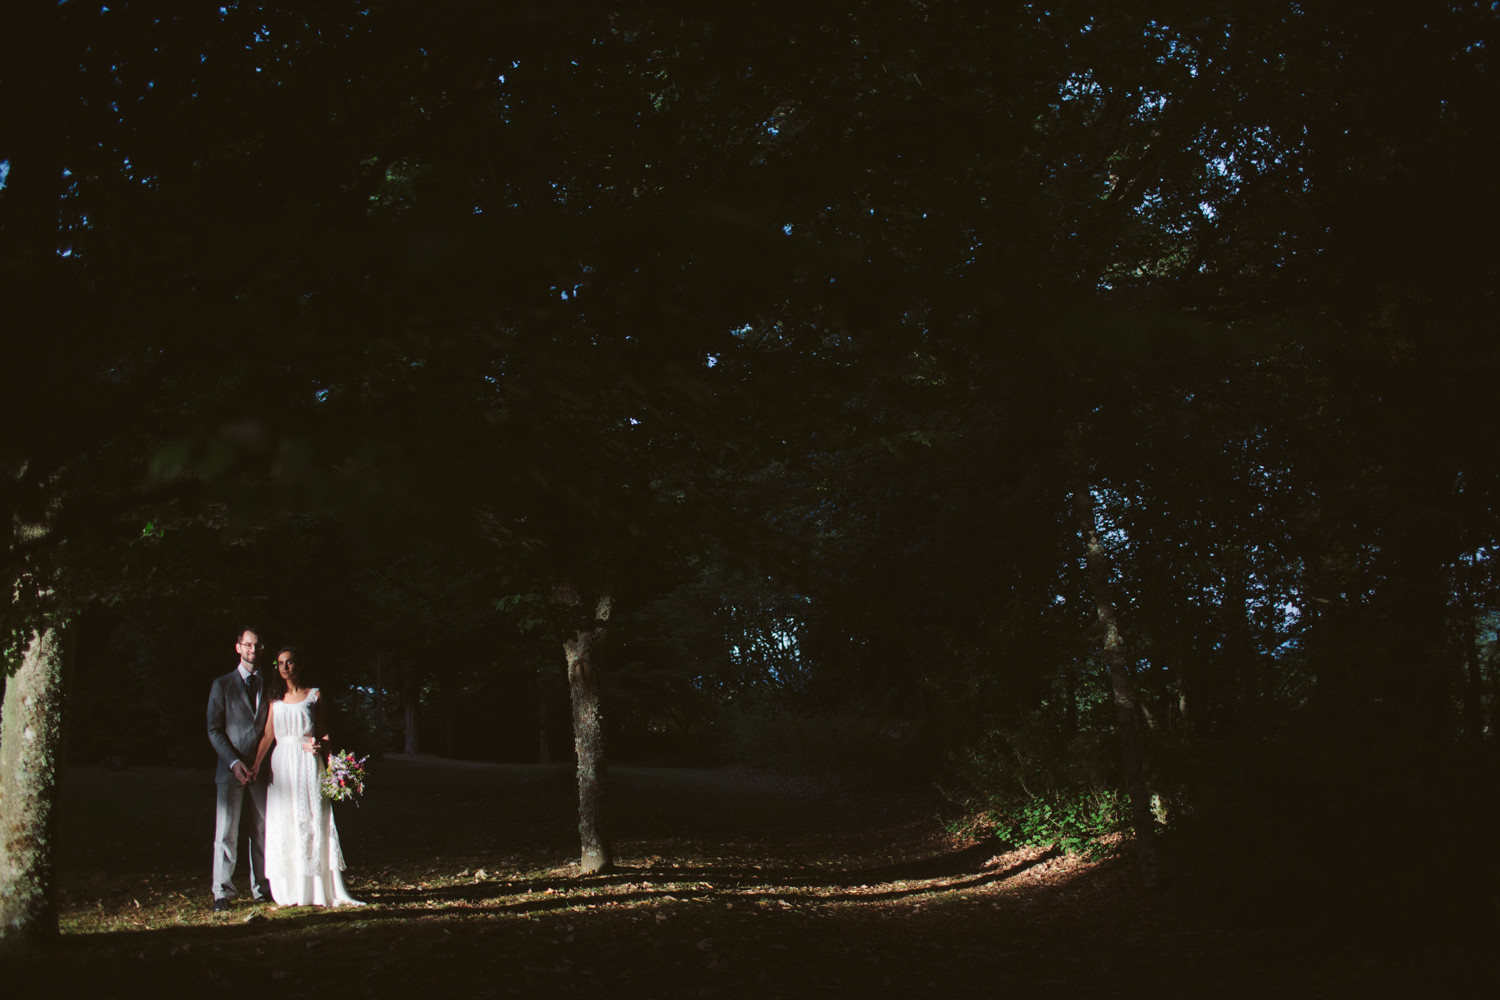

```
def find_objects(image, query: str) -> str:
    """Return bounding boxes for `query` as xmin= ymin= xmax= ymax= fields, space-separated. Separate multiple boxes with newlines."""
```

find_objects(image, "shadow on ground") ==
xmin=15 ymin=757 xmax=1494 ymax=999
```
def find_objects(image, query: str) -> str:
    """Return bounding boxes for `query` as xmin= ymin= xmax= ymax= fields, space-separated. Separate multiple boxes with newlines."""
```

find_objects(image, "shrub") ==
xmin=985 ymin=789 xmax=1123 ymax=857
xmin=944 ymin=720 xmax=1127 ymax=856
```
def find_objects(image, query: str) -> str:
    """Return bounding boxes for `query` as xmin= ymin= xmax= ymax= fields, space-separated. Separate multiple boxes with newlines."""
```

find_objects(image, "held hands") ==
xmin=239 ymin=740 xmax=323 ymax=785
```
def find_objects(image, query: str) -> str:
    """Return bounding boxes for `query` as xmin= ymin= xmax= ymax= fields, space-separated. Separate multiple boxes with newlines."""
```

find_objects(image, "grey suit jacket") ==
xmin=207 ymin=669 xmax=271 ymax=785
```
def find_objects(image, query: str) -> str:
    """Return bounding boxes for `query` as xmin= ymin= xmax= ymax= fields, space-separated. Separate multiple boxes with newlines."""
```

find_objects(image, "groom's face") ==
xmin=236 ymin=631 xmax=263 ymax=669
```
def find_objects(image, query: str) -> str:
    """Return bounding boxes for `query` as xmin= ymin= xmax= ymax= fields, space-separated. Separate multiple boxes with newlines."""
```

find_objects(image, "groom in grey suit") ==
xmin=207 ymin=626 xmax=273 ymax=911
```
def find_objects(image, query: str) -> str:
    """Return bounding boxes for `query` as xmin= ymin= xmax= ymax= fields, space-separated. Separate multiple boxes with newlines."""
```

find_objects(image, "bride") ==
xmin=250 ymin=647 xmax=363 ymax=907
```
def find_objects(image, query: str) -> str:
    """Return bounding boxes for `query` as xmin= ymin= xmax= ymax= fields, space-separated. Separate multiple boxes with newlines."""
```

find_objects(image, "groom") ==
xmin=206 ymin=626 xmax=273 ymax=911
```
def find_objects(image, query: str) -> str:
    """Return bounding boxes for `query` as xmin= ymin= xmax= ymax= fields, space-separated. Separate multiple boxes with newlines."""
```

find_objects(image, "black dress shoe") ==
xmin=212 ymin=898 xmax=230 ymax=913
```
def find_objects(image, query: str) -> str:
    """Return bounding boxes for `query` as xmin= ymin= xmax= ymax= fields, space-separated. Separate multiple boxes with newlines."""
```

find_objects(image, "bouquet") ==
xmin=321 ymin=750 xmax=368 ymax=805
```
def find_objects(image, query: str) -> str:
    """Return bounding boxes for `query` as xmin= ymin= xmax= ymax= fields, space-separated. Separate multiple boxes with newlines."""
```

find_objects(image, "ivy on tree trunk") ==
xmin=0 ymin=626 xmax=70 ymax=960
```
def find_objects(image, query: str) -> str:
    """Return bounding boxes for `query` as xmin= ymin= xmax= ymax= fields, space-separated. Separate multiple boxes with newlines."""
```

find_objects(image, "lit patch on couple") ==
xmin=209 ymin=628 xmax=362 ymax=909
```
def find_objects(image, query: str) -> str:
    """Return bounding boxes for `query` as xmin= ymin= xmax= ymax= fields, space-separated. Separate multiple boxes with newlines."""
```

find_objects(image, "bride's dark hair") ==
xmin=271 ymin=645 xmax=304 ymax=700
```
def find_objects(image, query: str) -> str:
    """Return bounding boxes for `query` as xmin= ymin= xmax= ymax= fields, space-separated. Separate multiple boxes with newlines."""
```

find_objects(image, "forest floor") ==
xmin=15 ymin=755 xmax=1496 ymax=998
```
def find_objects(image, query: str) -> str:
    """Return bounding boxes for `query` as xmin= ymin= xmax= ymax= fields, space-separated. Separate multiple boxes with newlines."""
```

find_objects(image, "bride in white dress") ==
xmin=250 ymin=647 xmax=363 ymax=907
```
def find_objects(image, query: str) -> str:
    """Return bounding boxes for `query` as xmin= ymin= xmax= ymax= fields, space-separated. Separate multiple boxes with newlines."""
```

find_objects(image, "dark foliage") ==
xmin=3 ymin=0 xmax=1498 ymax=936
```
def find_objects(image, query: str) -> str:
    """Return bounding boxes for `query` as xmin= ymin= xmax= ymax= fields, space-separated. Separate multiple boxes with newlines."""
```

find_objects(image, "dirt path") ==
xmin=15 ymin=756 xmax=1494 ymax=998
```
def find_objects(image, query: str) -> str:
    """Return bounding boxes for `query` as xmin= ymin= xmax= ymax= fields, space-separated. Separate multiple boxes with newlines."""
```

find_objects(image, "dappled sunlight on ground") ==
xmin=17 ymin=759 xmax=1496 ymax=998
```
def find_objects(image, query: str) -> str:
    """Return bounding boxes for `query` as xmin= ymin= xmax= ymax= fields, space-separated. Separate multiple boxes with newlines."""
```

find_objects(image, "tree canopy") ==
xmin=3 ymin=0 xmax=1498 ymax=947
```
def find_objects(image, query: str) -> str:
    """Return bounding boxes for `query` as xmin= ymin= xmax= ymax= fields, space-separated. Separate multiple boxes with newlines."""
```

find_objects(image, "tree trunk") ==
xmin=1463 ymin=614 xmax=1484 ymax=743
xmin=0 ymin=625 xmax=71 ymax=960
xmin=1488 ymin=628 xmax=1499 ymax=743
xmin=1064 ymin=660 xmax=1079 ymax=735
xmin=1177 ymin=653 xmax=1198 ymax=737
xmin=538 ymin=681 xmax=552 ymax=765
xmin=403 ymin=685 xmax=419 ymax=756
xmin=1219 ymin=546 xmax=1251 ymax=735
xmin=556 ymin=581 xmax=613 ymax=875
xmin=442 ymin=681 xmax=457 ymax=759
xmin=1065 ymin=423 xmax=1159 ymax=886
xmin=374 ymin=652 xmax=386 ymax=733
xmin=1137 ymin=678 xmax=1161 ymax=735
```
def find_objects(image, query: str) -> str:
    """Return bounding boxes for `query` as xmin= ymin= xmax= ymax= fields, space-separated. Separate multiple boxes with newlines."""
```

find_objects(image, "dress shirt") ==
xmin=237 ymin=663 xmax=261 ymax=713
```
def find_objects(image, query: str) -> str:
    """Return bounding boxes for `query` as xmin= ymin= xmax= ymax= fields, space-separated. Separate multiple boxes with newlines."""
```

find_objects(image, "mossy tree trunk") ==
xmin=0 ymin=625 xmax=71 ymax=960
xmin=1066 ymin=423 xmax=1159 ymax=886
xmin=555 ymin=581 xmax=613 ymax=874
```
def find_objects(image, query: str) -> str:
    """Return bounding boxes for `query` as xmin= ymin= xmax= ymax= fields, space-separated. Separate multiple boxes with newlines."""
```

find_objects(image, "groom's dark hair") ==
xmin=235 ymin=625 xmax=264 ymax=642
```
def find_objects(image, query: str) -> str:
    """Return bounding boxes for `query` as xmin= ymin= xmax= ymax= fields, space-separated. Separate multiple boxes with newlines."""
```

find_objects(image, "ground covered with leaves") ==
xmin=15 ymin=757 xmax=1495 ymax=998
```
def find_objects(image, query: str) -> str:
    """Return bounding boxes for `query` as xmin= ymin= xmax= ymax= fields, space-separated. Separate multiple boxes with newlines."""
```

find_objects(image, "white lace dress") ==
xmin=264 ymin=689 xmax=362 ymax=906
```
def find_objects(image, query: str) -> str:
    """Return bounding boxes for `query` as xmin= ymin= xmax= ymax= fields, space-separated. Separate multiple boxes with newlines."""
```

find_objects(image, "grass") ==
xmin=15 ymin=756 xmax=1497 ymax=998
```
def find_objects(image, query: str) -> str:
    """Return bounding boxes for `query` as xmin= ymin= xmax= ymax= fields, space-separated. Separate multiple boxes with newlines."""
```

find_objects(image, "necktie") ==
xmin=246 ymin=673 xmax=259 ymax=709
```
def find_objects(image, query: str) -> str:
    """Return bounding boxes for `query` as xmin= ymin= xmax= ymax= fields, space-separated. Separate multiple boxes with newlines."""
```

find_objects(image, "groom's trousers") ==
xmin=213 ymin=779 xmax=271 ymax=901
